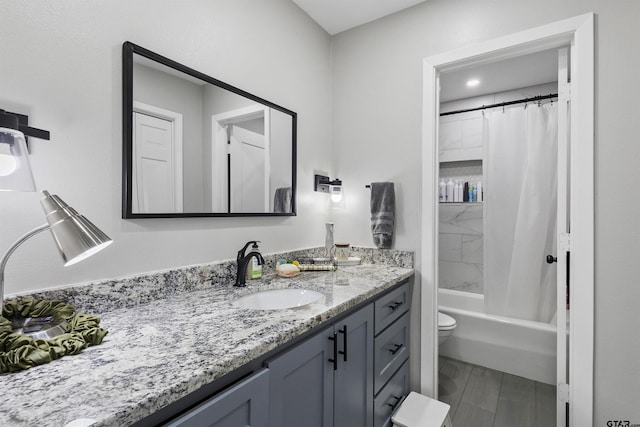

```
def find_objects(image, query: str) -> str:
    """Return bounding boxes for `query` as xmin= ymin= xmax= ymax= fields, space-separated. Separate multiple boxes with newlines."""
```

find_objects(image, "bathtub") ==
xmin=438 ymin=288 xmax=557 ymax=385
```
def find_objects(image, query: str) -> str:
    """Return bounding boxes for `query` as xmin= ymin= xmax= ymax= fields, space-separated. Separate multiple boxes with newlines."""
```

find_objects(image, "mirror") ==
xmin=122 ymin=41 xmax=296 ymax=218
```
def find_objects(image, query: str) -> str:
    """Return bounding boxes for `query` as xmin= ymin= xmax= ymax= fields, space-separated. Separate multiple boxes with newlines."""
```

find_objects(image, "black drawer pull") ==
xmin=338 ymin=325 xmax=347 ymax=362
xmin=387 ymin=301 xmax=403 ymax=311
xmin=389 ymin=343 xmax=403 ymax=355
xmin=328 ymin=333 xmax=338 ymax=371
xmin=387 ymin=395 xmax=402 ymax=410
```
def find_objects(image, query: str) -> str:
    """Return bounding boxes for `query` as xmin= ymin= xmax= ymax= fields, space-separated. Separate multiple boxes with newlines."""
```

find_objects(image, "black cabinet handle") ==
xmin=546 ymin=254 xmax=558 ymax=264
xmin=328 ymin=333 xmax=338 ymax=371
xmin=389 ymin=343 xmax=403 ymax=355
xmin=338 ymin=325 xmax=348 ymax=362
xmin=386 ymin=395 xmax=402 ymax=410
xmin=387 ymin=301 xmax=403 ymax=311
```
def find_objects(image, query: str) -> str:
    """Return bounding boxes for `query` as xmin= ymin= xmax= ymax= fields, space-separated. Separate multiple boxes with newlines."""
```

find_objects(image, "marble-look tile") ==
xmin=439 ymin=120 xmax=463 ymax=150
xmin=439 ymin=233 xmax=462 ymax=262
xmin=462 ymin=117 xmax=484 ymax=148
xmin=439 ymin=261 xmax=484 ymax=294
xmin=462 ymin=234 xmax=483 ymax=264
xmin=439 ymin=205 xmax=483 ymax=235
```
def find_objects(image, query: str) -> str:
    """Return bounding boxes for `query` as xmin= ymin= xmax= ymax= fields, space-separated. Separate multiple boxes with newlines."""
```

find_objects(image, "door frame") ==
xmin=211 ymin=104 xmax=271 ymax=212
xmin=420 ymin=13 xmax=594 ymax=426
xmin=132 ymin=101 xmax=184 ymax=213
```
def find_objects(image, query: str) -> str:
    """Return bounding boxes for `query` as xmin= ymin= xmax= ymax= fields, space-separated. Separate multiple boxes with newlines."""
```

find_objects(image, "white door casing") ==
xmin=556 ymin=46 xmax=570 ymax=425
xmin=132 ymin=102 xmax=183 ymax=213
xmin=421 ymin=13 xmax=594 ymax=427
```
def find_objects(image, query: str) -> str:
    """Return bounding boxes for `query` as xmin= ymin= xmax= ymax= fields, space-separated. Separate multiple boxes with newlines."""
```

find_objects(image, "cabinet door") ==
xmin=164 ymin=369 xmax=269 ymax=427
xmin=334 ymin=304 xmax=374 ymax=427
xmin=267 ymin=325 xmax=334 ymax=427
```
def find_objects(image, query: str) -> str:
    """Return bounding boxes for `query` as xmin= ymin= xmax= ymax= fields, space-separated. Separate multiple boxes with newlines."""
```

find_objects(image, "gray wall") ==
xmin=330 ymin=0 xmax=640 ymax=423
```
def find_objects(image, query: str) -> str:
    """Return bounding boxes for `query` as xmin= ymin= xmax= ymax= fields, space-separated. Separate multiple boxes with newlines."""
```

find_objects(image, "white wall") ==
xmin=0 ymin=0 xmax=332 ymax=293
xmin=331 ymin=0 xmax=640 ymax=423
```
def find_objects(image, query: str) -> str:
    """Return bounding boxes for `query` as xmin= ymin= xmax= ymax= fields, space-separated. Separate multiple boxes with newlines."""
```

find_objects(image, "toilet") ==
xmin=391 ymin=392 xmax=453 ymax=427
xmin=438 ymin=312 xmax=457 ymax=344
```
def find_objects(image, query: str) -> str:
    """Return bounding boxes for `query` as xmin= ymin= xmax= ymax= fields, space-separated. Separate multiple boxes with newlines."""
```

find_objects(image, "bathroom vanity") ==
xmin=1 ymin=250 xmax=413 ymax=427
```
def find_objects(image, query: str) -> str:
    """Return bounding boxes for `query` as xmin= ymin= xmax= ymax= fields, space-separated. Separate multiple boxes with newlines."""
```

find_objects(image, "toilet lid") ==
xmin=438 ymin=312 xmax=456 ymax=329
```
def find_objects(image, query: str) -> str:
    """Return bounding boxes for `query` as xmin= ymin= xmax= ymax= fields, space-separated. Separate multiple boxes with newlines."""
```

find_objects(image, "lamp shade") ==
xmin=40 ymin=191 xmax=112 ymax=266
xmin=0 ymin=119 xmax=36 ymax=191
xmin=329 ymin=184 xmax=346 ymax=209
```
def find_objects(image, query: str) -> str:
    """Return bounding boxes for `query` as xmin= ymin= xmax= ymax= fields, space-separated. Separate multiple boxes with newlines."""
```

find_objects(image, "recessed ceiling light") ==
xmin=466 ymin=79 xmax=480 ymax=87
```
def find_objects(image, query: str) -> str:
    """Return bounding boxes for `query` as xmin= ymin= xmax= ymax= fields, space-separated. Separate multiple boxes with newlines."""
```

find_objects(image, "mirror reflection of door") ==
xmin=229 ymin=125 xmax=269 ymax=212
xmin=211 ymin=105 xmax=271 ymax=213
xmin=132 ymin=103 xmax=183 ymax=213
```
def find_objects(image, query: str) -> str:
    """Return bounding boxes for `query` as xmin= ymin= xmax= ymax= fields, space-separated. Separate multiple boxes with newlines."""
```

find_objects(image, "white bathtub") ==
xmin=438 ymin=288 xmax=557 ymax=385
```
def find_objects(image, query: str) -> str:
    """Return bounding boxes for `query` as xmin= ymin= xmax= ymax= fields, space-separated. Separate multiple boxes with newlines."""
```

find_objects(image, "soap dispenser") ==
xmin=247 ymin=242 xmax=263 ymax=280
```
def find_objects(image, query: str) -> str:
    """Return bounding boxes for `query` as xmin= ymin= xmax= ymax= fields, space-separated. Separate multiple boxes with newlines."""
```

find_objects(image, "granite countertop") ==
xmin=1 ymin=262 xmax=413 ymax=427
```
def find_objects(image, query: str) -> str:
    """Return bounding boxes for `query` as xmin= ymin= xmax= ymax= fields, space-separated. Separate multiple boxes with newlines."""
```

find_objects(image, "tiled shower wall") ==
xmin=439 ymin=204 xmax=484 ymax=294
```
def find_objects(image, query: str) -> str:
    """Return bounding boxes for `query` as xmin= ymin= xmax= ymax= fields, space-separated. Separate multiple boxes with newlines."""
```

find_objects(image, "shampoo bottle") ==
xmin=453 ymin=181 xmax=460 ymax=202
xmin=439 ymin=180 xmax=446 ymax=202
xmin=476 ymin=181 xmax=483 ymax=202
xmin=446 ymin=179 xmax=454 ymax=203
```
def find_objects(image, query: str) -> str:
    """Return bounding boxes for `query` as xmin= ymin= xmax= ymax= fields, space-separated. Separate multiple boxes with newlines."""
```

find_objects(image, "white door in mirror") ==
xmin=133 ymin=111 xmax=183 ymax=213
xmin=230 ymin=125 xmax=269 ymax=212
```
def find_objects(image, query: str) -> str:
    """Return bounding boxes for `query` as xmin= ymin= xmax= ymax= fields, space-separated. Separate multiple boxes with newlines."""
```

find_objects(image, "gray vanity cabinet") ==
xmin=164 ymin=369 xmax=269 ymax=427
xmin=267 ymin=304 xmax=374 ymax=427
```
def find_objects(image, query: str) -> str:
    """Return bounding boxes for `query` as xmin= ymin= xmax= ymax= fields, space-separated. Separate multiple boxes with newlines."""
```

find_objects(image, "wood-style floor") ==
xmin=438 ymin=356 xmax=556 ymax=427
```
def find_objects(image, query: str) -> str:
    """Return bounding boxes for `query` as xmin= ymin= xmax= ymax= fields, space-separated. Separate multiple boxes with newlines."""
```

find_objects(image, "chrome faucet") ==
xmin=235 ymin=241 xmax=265 ymax=287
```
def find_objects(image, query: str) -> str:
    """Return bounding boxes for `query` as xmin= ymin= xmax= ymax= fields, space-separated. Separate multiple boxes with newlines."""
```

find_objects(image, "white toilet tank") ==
xmin=391 ymin=392 xmax=453 ymax=427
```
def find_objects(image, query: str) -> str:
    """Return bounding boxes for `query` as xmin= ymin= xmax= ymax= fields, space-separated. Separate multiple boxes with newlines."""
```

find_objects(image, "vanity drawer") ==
xmin=374 ymin=282 xmax=409 ymax=335
xmin=374 ymin=360 xmax=410 ymax=427
xmin=374 ymin=311 xmax=410 ymax=394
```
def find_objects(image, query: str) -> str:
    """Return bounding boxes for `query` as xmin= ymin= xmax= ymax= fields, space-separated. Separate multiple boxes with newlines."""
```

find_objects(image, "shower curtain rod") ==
xmin=440 ymin=93 xmax=558 ymax=117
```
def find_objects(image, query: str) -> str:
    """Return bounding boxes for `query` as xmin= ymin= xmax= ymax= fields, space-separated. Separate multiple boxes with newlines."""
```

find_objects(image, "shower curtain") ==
xmin=484 ymin=102 xmax=558 ymax=323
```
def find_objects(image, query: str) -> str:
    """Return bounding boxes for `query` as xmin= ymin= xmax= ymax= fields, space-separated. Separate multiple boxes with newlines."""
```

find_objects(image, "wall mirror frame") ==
xmin=122 ymin=41 xmax=297 ymax=218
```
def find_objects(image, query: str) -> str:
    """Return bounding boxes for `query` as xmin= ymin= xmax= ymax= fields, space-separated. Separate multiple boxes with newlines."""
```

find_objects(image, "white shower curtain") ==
xmin=484 ymin=103 xmax=558 ymax=323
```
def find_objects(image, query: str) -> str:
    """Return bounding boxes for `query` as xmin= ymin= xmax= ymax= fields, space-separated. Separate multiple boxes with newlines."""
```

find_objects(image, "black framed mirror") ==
xmin=122 ymin=41 xmax=296 ymax=218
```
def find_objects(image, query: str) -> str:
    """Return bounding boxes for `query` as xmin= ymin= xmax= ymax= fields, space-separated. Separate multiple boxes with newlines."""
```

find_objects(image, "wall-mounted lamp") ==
xmin=314 ymin=174 xmax=345 ymax=208
xmin=0 ymin=109 xmax=50 ymax=149
xmin=314 ymin=174 xmax=342 ymax=194
xmin=0 ymin=112 xmax=37 ymax=191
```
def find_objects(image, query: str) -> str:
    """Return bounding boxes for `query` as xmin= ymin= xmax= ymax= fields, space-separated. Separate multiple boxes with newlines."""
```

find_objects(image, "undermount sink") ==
xmin=232 ymin=288 xmax=325 ymax=310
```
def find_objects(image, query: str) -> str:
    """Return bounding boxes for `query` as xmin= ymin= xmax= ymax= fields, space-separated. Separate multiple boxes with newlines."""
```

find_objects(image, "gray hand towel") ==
xmin=273 ymin=187 xmax=292 ymax=213
xmin=370 ymin=182 xmax=395 ymax=249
